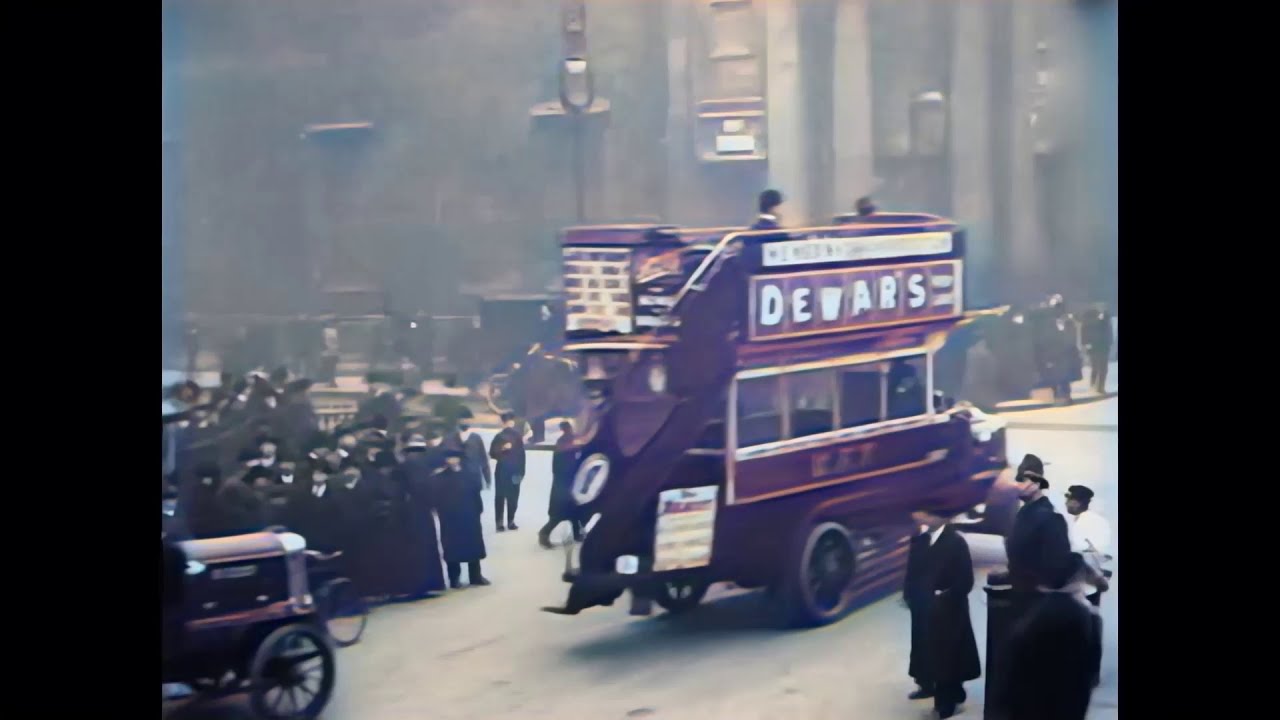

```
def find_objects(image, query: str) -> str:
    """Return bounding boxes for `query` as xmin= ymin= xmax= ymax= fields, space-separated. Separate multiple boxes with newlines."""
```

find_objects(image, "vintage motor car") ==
xmin=162 ymin=530 xmax=337 ymax=719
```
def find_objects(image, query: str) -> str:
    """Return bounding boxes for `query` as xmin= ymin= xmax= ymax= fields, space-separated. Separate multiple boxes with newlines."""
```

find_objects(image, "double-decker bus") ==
xmin=545 ymin=213 xmax=1017 ymax=627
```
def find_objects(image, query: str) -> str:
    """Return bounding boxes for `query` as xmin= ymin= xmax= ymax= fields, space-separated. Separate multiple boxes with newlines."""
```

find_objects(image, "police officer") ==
xmin=1004 ymin=454 xmax=1082 ymax=612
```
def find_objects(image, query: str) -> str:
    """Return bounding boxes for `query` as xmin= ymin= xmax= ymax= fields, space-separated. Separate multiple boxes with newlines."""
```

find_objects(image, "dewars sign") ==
xmin=748 ymin=260 xmax=962 ymax=340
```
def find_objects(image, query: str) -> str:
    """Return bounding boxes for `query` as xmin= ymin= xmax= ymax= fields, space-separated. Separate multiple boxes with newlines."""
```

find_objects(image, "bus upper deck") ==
xmin=560 ymin=214 xmax=965 ymax=353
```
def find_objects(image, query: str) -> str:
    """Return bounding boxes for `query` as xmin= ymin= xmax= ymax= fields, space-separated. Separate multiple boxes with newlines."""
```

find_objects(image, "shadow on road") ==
xmin=564 ymin=582 xmax=900 ymax=665
xmin=163 ymin=696 xmax=255 ymax=720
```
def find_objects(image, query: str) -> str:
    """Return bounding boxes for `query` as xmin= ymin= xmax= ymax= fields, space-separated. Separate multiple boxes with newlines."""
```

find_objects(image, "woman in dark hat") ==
xmin=388 ymin=432 xmax=448 ymax=599
xmin=436 ymin=447 xmax=490 ymax=588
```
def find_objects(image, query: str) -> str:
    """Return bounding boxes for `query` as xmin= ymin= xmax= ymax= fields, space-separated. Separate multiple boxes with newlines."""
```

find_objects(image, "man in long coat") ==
xmin=1080 ymin=304 xmax=1113 ymax=395
xmin=904 ymin=510 xmax=982 ymax=718
xmin=488 ymin=412 xmax=526 ymax=531
xmin=390 ymin=433 xmax=448 ymax=598
xmin=333 ymin=456 xmax=380 ymax=596
xmin=436 ymin=448 xmax=490 ymax=588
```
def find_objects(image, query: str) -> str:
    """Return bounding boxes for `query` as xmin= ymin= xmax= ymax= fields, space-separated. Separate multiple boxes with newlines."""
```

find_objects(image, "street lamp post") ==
xmin=530 ymin=0 xmax=610 ymax=225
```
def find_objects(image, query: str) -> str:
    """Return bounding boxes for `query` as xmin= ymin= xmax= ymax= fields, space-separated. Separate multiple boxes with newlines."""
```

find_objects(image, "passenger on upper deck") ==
xmin=855 ymin=195 xmax=878 ymax=217
xmin=750 ymin=189 xmax=784 ymax=230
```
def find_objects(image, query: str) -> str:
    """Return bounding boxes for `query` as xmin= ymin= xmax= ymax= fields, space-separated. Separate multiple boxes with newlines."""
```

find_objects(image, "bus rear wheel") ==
xmin=779 ymin=522 xmax=858 ymax=628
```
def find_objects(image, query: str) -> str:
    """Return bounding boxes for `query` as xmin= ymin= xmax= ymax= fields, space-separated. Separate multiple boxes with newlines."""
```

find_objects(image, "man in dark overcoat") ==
xmin=1005 ymin=454 xmax=1083 ymax=612
xmin=904 ymin=510 xmax=982 ymax=718
xmin=1003 ymin=567 xmax=1098 ymax=720
xmin=436 ymin=448 xmax=490 ymax=588
xmin=488 ymin=412 xmax=526 ymax=531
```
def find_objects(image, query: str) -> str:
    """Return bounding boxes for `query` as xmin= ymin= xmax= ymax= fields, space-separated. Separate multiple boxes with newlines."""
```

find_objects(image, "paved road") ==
xmin=168 ymin=398 xmax=1119 ymax=720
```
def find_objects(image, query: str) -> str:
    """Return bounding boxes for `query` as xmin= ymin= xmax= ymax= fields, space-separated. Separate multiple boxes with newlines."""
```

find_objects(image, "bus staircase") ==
xmin=561 ymin=249 xmax=747 ymax=614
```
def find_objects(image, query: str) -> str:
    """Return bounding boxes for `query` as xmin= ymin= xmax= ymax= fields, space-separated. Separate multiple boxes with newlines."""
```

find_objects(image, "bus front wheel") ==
xmin=778 ymin=521 xmax=859 ymax=628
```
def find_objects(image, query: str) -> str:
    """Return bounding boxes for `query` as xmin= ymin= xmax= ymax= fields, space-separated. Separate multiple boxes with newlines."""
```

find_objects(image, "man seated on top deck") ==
xmin=750 ymin=189 xmax=784 ymax=230
xmin=854 ymin=195 xmax=878 ymax=217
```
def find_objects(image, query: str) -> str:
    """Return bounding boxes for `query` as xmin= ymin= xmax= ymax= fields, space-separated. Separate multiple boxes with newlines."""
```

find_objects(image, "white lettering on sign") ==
xmin=760 ymin=232 xmax=953 ymax=268
xmin=879 ymin=275 xmax=897 ymax=309
xmin=908 ymin=273 xmax=926 ymax=308
xmin=792 ymin=288 xmax=812 ymax=323
xmin=819 ymin=287 xmax=842 ymax=321
xmin=749 ymin=260 xmax=962 ymax=340
xmin=851 ymin=280 xmax=873 ymax=316
xmin=760 ymin=285 xmax=784 ymax=326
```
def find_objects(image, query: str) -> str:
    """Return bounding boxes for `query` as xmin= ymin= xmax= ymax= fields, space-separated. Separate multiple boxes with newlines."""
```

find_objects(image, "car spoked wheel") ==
xmin=249 ymin=624 xmax=335 ymax=720
xmin=780 ymin=521 xmax=859 ymax=627
xmin=653 ymin=577 xmax=709 ymax=615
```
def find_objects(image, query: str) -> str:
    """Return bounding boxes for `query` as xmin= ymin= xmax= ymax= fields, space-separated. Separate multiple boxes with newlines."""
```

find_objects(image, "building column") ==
xmin=765 ymin=0 xmax=808 ymax=224
xmin=664 ymin=0 xmax=694 ymax=223
xmin=950 ymin=0 xmax=994 ymax=306
xmin=1006 ymin=0 xmax=1048 ymax=301
xmin=831 ymin=0 xmax=875 ymax=218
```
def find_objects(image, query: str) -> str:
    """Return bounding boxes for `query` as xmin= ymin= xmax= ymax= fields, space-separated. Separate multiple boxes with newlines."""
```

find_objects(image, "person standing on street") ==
xmin=539 ymin=421 xmax=583 ymax=548
xmin=1004 ymin=454 xmax=1084 ymax=612
xmin=447 ymin=420 xmax=492 ymax=491
xmin=391 ymin=432 xmax=447 ymax=599
xmin=1003 ymin=564 xmax=1098 ymax=720
xmin=436 ymin=447 xmax=490 ymax=588
xmin=904 ymin=510 xmax=982 ymax=719
xmin=489 ymin=412 xmax=526 ymax=532
xmin=1065 ymin=484 xmax=1113 ymax=687
xmin=1038 ymin=296 xmax=1081 ymax=405
xmin=1080 ymin=304 xmax=1113 ymax=395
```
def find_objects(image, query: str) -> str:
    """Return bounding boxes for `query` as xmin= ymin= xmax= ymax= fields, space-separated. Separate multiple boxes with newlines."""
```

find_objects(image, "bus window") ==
xmin=735 ymin=376 xmax=782 ymax=447
xmin=886 ymin=356 xmax=928 ymax=420
xmin=788 ymin=369 xmax=835 ymax=438
xmin=694 ymin=389 xmax=729 ymax=450
xmin=839 ymin=366 xmax=882 ymax=428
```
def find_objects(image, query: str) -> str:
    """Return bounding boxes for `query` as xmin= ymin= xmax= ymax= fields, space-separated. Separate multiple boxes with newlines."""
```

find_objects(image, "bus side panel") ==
xmin=732 ymin=418 xmax=976 ymax=509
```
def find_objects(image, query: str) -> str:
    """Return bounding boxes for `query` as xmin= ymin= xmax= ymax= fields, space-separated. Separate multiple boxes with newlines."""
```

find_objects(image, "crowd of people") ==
xmin=162 ymin=370 xmax=586 ymax=601
xmin=902 ymin=453 xmax=1114 ymax=720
